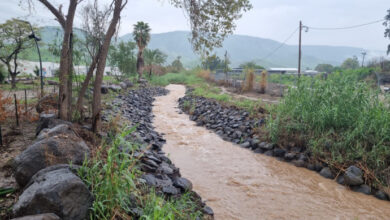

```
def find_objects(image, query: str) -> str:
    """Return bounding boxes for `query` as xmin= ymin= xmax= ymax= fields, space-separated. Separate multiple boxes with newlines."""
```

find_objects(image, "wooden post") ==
xmin=24 ymin=89 xmax=28 ymax=115
xmin=0 ymin=124 xmax=3 ymax=146
xmin=298 ymin=21 xmax=302 ymax=78
xmin=14 ymin=94 xmax=19 ymax=126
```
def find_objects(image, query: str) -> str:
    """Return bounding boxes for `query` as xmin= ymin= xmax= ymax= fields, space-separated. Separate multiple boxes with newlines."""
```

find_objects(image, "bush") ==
xmin=268 ymin=69 xmax=390 ymax=187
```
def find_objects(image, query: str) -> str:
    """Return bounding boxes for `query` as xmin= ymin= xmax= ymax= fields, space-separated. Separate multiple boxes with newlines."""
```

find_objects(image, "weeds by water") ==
xmin=267 ymin=69 xmax=390 ymax=187
xmin=78 ymin=127 xmax=203 ymax=219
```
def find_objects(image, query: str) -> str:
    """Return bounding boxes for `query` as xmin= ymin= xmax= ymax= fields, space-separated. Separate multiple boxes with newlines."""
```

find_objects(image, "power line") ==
xmin=259 ymin=27 xmax=299 ymax=61
xmin=307 ymin=18 xmax=385 ymax=30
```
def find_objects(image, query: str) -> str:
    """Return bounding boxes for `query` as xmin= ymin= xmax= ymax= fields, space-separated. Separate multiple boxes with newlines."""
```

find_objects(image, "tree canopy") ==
xmin=315 ymin=64 xmax=334 ymax=73
xmin=170 ymin=0 xmax=252 ymax=55
xmin=239 ymin=61 xmax=264 ymax=69
xmin=341 ymin=57 xmax=360 ymax=70
xmin=109 ymin=41 xmax=137 ymax=76
xmin=0 ymin=19 xmax=34 ymax=88
xmin=202 ymin=54 xmax=224 ymax=71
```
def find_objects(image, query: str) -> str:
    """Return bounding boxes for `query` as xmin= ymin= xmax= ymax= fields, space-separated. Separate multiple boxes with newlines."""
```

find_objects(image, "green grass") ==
xmin=267 ymin=68 xmax=390 ymax=187
xmin=78 ymin=127 xmax=203 ymax=220
xmin=150 ymin=71 xmax=205 ymax=87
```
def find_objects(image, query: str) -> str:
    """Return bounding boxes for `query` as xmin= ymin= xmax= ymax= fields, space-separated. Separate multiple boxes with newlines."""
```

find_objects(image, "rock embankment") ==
xmin=178 ymin=90 xmax=389 ymax=202
xmin=11 ymin=115 xmax=93 ymax=220
xmin=104 ymin=86 xmax=214 ymax=218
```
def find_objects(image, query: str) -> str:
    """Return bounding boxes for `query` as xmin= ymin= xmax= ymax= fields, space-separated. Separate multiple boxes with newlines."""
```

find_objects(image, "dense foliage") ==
xmin=267 ymin=68 xmax=390 ymax=186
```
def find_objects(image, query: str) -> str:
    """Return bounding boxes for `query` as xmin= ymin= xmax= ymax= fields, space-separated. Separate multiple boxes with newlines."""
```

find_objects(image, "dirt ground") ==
xmin=219 ymin=86 xmax=281 ymax=104
xmin=0 ymin=120 xmax=38 ymax=218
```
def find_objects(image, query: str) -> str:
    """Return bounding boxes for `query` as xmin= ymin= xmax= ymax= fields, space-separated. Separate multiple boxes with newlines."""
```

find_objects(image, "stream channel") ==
xmin=152 ymin=84 xmax=390 ymax=220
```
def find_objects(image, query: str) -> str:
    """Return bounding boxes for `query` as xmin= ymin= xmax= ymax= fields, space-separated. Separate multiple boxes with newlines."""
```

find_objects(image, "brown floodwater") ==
xmin=152 ymin=84 xmax=390 ymax=220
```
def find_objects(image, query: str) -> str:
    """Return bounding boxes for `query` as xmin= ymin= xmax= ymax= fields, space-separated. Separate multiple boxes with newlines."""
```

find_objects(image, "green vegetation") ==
xmin=267 ymin=68 xmax=390 ymax=187
xmin=78 ymin=128 xmax=202 ymax=220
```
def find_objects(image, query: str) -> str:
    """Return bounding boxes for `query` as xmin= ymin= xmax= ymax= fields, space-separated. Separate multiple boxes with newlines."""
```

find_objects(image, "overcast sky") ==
xmin=0 ymin=0 xmax=389 ymax=51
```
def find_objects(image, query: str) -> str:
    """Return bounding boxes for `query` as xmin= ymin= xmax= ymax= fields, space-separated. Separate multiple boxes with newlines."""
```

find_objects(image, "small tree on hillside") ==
xmin=133 ymin=21 xmax=151 ymax=81
xmin=341 ymin=57 xmax=360 ymax=70
xmin=202 ymin=54 xmax=224 ymax=71
xmin=315 ymin=64 xmax=334 ymax=73
xmin=171 ymin=56 xmax=184 ymax=73
xmin=0 ymin=19 xmax=34 ymax=88
xmin=239 ymin=61 xmax=264 ymax=70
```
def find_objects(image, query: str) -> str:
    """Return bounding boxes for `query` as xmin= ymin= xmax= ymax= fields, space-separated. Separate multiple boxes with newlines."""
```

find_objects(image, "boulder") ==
xmin=119 ymin=82 xmax=127 ymax=89
xmin=37 ymin=124 xmax=76 ymax=141
xmin=11 ymin=213 xmax=60 ymax=220
xmin=35 ymin=114 xmax=72 ymax=136
xmin=14 ymin=133 xmax=90 ymax=187
xmin=101 ymin=85 xmax=109 ymax=94
xmin=375 ymin=190 xmax=389 ymax=201
xmin=13 ymin=165 xmax=93 ymax=220
xmin=173 ymin=177 xmax=193 ymax=192
xmin=36 ymin=94 xmax=58 ymax=114
xmin=343 ymin=166 xmax=364 ymax=186
xmin=319 ymin=167 xmax=334 ymax=179
xmin=351 ymin=184 xmax=371 ymax=195
xmin=108 ymin=85 xmax=121 ymax=92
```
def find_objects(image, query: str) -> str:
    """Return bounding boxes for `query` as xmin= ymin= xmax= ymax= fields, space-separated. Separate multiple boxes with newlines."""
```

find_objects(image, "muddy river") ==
xmin=152 ymin=84 xmax=390 ymax=220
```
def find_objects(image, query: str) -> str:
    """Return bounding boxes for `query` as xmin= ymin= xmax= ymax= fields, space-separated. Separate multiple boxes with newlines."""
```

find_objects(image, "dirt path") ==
xmin=152 ymin=84 xmax=390 ymax=220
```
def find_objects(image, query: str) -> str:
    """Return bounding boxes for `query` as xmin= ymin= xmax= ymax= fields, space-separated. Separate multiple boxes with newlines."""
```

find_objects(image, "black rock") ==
xmin=14 ymin=130 xmax=90 ymax=187
xmin=240 ymin=142 xmax=250 ymax=148
xmin=291 ymin=160 xmax=306 ymax=167
xmin=343 ymin=166 xmax=364 ymax=186
xmin=336 ymin=175 xmax=345 ymax=185
xmin=11 ymin=213 xmax=61 ymax=220
xmin=173 ymin=177 xmax=193 ymax=192
xmin=13 ymin=165 xmax=93 ymax=220
xmin=351 ymin=184 xmax=371 ymax=195
xmin=319 ymin=167 xmax=334 ymax=179
xmin=264 ymin=150 xmax=273 ymax=157
xmin=162 ymin=185 xmax=180 ymax=195
xmin=375 ymin=190 xmax=389 ymax=201
xmin=253 ymin=148 xmax=263 ymax=154
xmin=273 ymin=148 xmax=286 ymax=157
xmin=202 ymin=206 xmax=214 ymax=216
xmin=284 ymin=152 xmax=296 ymax=161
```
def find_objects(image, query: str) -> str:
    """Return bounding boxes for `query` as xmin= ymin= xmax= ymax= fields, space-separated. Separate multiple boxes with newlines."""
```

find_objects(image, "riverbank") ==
xmin=178 ymin=86 xmax=390 ymax=202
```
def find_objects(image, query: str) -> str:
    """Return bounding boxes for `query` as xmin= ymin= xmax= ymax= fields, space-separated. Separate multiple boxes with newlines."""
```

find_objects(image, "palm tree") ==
xmin=133 ymin=21 xmax=151 ymax=81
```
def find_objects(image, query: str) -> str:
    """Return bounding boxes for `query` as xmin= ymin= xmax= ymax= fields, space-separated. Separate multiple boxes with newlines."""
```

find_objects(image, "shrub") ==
xmin=259 ymin=70 xmax=267 ymax=94
xmin=241 ymin=68 xmax=254 ymax=92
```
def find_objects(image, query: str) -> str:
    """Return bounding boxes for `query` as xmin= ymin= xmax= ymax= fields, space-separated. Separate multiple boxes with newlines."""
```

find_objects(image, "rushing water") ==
xmin=152 ymin=84 xmax=390 ymax=220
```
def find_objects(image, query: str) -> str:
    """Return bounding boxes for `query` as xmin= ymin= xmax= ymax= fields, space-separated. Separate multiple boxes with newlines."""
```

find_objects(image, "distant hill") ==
xmin=34 ymin=27 xmax=387 ymax=68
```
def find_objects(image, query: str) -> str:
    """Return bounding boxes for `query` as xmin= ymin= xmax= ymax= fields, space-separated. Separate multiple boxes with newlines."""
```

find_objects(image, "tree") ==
xmin=109 ymin=41 xmax=137 ymax=77
xmin=315 ymin=64 xmax=334 ymax=73
xmin=170 ymin=56 xmax=184 ymax=73
xmin=341 ymin=56 xmax=360 ymax=70
xmin=144 ymin=48 xmax=167 ymax=77
xmin=76 ymin=0 xmax=114 ymax=118
xmin=171 ymin=0 xmax=252 ymax=55
xmin=223 ymin=51 xmax=231 ymax=75
xmin=384 ymin=9 xmax=390 ymax=55
xmin=133 ymin=21 xmax=151 ymax=80
xmin=202 ymin=54 xmax=224 ymax=71
xmin=92 ymin=0 xmax=129 ymax=132
xmin=239 ymin=61 xmax=264 ymax=69
xmin=0 ymin=19 xmax=34 ymax=88
xmin=26 ymin=0 xmax=81 ymax=120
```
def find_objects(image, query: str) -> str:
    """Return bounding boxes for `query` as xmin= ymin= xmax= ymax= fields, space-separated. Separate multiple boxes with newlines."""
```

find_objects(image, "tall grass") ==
xmin=241 ymin=68 xmax=254 ymax=92
xmin=267 ymin=69 xmax=390 ymax=186
xmin=78 ymin=127 xmax=204 ymax=219
xmin=78 ymin=128 xmax=139 ymax=219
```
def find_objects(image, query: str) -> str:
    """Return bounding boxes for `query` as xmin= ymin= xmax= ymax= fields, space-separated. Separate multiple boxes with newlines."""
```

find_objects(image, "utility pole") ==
xmin=298 ymin=21 xmax=302 ymax=78
xmin=361 ymin=51 xmax=367 ymax=67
